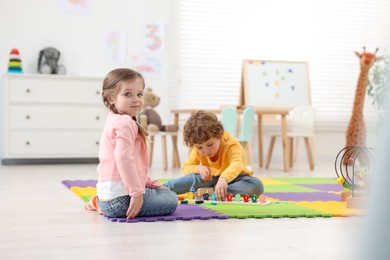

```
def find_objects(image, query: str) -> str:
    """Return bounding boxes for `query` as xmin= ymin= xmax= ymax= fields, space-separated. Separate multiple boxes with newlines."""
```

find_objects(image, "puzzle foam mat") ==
xmin=105 ymin=204 xmax=229 ymax=223
xmin=62 ymin=177 xmax=364 ymax=222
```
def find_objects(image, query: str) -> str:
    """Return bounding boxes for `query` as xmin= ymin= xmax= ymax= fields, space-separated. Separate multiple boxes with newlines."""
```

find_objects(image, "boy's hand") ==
xmin=198 ymin=165 xmax=212 ymax=181
xmin=215 ymin=177 xmax=228 ymax=201
xmin=126 ymin=194 xmax=143 ymax=219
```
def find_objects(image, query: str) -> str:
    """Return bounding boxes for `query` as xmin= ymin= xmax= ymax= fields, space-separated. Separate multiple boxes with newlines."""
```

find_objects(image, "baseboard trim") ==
xmin=1 ymin=158 xmax=99 ymax=165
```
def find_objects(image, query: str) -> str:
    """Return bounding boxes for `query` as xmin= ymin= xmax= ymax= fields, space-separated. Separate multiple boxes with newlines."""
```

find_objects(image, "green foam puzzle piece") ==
xmin=202 ymin=201 xmax=327 ymax=218
xmin=156 ymin=178 xmax=172 ymax=184
xmin=80 ymin=196 xmax=92 ymax=203
xmin=269 ymin=178 xmax=336 ymax=184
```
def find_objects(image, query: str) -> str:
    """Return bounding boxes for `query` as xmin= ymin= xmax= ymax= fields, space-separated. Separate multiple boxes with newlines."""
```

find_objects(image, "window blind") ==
xmin=169 ymin=0 xmax=390 ymax=130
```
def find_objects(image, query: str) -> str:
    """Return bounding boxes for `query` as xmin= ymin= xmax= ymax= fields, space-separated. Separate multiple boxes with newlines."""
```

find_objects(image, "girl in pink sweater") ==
xmin=96 ymin=68 xmax=177 ymax=219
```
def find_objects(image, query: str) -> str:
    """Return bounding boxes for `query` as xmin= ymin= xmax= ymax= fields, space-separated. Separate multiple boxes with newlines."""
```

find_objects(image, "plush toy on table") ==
xmin=38 ymin=47 xmax=67 ymax=75
xmin=139 ymin=87 xmax=179 ymax=133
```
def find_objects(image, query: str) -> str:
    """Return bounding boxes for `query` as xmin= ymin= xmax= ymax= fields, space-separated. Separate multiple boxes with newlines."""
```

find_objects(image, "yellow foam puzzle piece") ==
xmin=259 ymin=177 xmax=290 ymax=185
xmin=70 ymin=187 xmax=97 ymax=198
xmin=292 ymin=201 xmax=364 ymax=217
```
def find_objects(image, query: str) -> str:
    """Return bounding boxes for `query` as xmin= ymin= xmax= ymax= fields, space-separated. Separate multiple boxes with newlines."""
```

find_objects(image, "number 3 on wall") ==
xmin=145 ymin=23 xmax=163 ymax=52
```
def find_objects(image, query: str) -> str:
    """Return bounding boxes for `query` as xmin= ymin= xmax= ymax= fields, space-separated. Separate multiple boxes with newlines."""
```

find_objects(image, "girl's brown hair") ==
xmin=102 ymin=68 xmax=149 ymax=142
xmin=183 ymin=110 xmax=224 ymax=147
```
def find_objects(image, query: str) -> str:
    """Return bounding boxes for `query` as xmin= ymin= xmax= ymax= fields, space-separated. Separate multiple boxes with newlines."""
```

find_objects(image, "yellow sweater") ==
xmin=181 ymin=132 xmax=253 ymax=183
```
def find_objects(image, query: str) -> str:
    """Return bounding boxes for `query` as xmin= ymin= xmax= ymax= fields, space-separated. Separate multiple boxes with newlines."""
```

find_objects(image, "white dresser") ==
xmin=0 ymin=74 xmax=106 ymax=164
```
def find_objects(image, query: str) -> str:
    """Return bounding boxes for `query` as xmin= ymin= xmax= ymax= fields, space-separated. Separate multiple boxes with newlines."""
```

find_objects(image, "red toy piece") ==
xmin=226 ymin=193 xmax=233 ymax=202
xmin=243 ymin=194 xmax=250 ymax=202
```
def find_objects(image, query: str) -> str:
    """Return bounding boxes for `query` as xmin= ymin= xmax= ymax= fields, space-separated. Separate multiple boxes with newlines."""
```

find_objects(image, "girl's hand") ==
xmin=126 ymin=194 xmax=143 ymax=219
xmin=198 ymin=165 xmax=212 ymax=181
xmin=158 ymin=185 xmax=170 ymax=190
xmin=215 ymin=177 xmax=228 ymax=201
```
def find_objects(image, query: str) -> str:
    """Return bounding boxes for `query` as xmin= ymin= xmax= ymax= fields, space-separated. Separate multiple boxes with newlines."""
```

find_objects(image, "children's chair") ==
xmin=220 ymin=106 xmax=237 ymax=137
xmin=238 ymin=106 xmax=256 ymax=165
xmin=148 ymin=131 xmax=180 ymax=171
xmin=265 ymin=105 xmax=316 ymax=170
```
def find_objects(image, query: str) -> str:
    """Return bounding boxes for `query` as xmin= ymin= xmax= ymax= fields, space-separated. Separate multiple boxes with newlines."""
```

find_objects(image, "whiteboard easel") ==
xmin=240 ymin=60 xmax=311 ymax=107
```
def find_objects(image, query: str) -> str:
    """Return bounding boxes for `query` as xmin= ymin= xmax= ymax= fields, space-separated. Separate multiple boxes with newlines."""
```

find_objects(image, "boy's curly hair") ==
xmin=183 ymin=110 xmax=224 ymax=147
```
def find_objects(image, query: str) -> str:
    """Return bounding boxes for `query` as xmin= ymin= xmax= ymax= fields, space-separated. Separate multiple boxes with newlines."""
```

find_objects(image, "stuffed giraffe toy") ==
xmin=344 ymin=47 xmax=383 ymax=164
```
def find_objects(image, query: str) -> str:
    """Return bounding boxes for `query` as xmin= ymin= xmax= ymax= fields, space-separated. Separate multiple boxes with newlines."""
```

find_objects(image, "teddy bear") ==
xmin=38 ymin=47 xmax=67 ymax=75
xmin=139 ymin=87 xmax=179 ymax=133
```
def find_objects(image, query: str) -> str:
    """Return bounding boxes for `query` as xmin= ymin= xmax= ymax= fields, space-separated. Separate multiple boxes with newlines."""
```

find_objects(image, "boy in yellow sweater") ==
xmin=163 ymin=110 xmax=264 ymax=201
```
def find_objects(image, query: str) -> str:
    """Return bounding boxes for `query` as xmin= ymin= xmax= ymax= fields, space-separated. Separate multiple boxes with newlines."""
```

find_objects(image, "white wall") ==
xmin=0 ymin=0 xmax=173 ymax=122
xmin=0 ymin=0 xmax=379 ymax=166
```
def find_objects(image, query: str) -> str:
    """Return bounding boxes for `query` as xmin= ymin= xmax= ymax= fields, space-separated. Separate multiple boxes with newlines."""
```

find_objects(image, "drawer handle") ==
xmin=95 ymin=141 xmax=100 ymax=145
xmin=96 ymin=91 xmax=101 ymax=95
xmin=95 ymin=116 xmax=100 ymax=120
xmin=26 ymin=141 xmax=30 ymax=145
xmin=26 ymin=89 xmax=31 ymax=93
xmin=26 ymin=115 xmax=30 ymax=119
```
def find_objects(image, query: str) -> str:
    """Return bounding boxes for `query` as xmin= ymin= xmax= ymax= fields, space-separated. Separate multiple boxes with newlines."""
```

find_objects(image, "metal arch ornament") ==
xmin=335 ymin=146 xmax=377 ymax=196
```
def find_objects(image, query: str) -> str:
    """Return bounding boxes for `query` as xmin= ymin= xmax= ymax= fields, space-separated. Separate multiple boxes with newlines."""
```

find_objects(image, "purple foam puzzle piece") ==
xmin=301 ymin=184 xmax=344 ymax=192
xmin=61 ymin=179 xmax=97 ymax=189
xmin=264 ymin=192 xmax=341 ymax=202
xmin=105 ymin=204 xmax=229 ymax=223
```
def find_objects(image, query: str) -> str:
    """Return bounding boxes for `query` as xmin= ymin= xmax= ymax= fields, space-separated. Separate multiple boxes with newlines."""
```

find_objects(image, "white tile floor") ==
xmin=0 ymin=161 xmax=364 ymax=260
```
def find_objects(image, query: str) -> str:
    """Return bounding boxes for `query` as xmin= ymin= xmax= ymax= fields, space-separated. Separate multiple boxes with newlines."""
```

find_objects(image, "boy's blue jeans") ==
xmin=97 ymin=188 xmax=178 ymax=218
xmin=163 ymin=173 xmax=264 ymax=196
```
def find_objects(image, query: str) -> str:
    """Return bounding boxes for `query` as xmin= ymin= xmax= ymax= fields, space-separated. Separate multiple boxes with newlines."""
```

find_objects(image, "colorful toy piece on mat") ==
xmin=335 ymin=146 xmax=377 ymax=208
xmin=189 ymin=188 xmax=271 ymax=206
xmin=7 ymin=48 xmax=23 ymax=73
xmin=188 ymin=186 xmax=195 ymax=200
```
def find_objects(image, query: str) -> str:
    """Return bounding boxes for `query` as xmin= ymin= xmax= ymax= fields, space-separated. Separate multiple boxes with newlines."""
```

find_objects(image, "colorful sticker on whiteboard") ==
xmin=249 ymin=61 xmax=299 ymax=98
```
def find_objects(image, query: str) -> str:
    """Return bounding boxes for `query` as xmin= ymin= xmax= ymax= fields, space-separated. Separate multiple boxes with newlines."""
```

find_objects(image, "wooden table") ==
xmin=171 ymin=107 xmax=292 ymax=172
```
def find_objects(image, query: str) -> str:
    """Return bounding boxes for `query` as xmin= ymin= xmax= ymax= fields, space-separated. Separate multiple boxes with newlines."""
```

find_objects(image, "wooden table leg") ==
xmin=161 ymin=135 xmax=168 ymax=171
xmin=257 ymin=114 xmax=263 ymax=167
xmin=172 ymin=113 xmax=181 ymax=168
xmin=281 ymin=115 xmax=289 ymax=172
xmin=173 ymin=113 xmax=179 ymax=127
xmin=171 ymin=134 xmax=180 ymax=168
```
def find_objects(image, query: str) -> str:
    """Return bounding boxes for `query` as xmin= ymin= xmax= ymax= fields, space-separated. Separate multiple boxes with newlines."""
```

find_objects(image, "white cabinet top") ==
xmin=2 ymin=73 xmax=103 ymax=81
